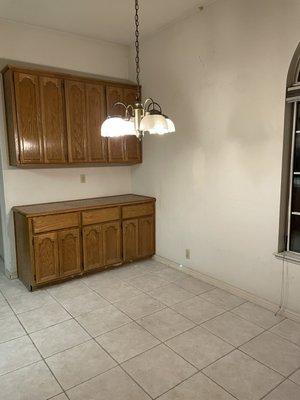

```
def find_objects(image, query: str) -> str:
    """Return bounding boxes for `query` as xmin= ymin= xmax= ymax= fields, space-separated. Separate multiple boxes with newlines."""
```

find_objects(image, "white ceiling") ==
xmin=0 ymin=0 xmax=216 ymax=45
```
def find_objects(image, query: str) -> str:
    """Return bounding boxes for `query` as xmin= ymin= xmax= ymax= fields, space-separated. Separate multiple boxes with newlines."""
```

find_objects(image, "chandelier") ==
xmin=101 ymin=0 xmax=175 ymax=139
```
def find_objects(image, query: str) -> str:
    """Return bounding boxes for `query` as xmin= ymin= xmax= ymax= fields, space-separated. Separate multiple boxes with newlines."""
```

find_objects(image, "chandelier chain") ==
xmin=135 ymin=0 xmax=141 ymax=102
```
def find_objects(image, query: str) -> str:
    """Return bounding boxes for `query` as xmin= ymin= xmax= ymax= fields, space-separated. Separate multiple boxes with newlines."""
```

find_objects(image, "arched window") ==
xmin=279 ymin=44 xmax=300 ymax=256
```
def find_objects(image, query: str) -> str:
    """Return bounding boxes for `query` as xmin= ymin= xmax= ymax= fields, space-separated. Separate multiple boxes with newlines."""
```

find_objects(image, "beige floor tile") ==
xmin=47 ymin=281 xmax=93 ymax=303
xmin=0 ymin=279 xmax=28 ymax=299
xmin=97 ymin=322 xmax=159 ymax=362
xmin=171 ymin=296 xmax=226 ymax=324
xmin=51 ymin=394 xmax=68 ymax=400
xmin=138 ymin=308 xmax=195 ymax=341
xmin=76 ymin=305 xmax=131 ymax=337
xmin=290 ymin=368 xmax=300 ymax=385
xmin=240 ymin=332 xmax=300 ymax=376
xmin=30 ymin=319 xmax=90 ymax=357
xmin=94 ymin=280 xmax=143 ymax=302
xmin=59 ymin=291 xmax=110 ymax=317
xmin=82 ymin=272 xmax=121 ymax=290
xmin=264 ymin=379 xmax=300 ymax=400
xmin=203 ymin=350 xmax=284 ymax=400
xmin=148 ymin=284 xmax=194 ymax=306
xmin=0 ymin=361 xmax=61 ymax=400
xmin=46 ymin=340 xmax=116 ymax=390
xmin=108 ymin=264 xmax=149 ymax=280
xmin=114 ymin=293 xmax=166 ymax=320
xmin=202 ymin=312 xmax=264 ymax=346
xmin=166 ymin=326 xmax=233 ymax=369
xmin=67 ymin=366 xmax=151 ymax=400
xmin=232 ymin=302 xmax=285 ymax=328
xmin=200 ymin=288 xmax=246 ymax=310
xmin=123 ymin=344 xmax=197 ymax=398
xmin=176 ymin=277 xmax=215 ymax=295
xmin=154 ymin=267 xmax=188 ymax=282
xmin=18 ymin=303 xmax=71 ymax=333
xmin=0 ymin=297 xmax=13 ymax=318
xmin=8 ymin=290 xmax=56 ymax=314
xmin=270 ymin=319 xmax=300 ymax=346
xmin=129 ymin=273 xmax=169 ymax=292
xmin=138 ymin=261 xmax=168 ymax=273
xmin=158 ymin=372 xmax=235 ymax=400
xmin=0 ymin=336 xmax=41 ymax=375
xmin=0 ymin=314 xmax=26 ymax=343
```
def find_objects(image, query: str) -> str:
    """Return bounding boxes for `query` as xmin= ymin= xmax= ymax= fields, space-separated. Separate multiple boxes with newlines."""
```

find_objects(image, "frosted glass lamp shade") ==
xmin=101 ymin=117 xmax=126 ymax=137
xmin=140 ymin=114 xmax=168 ymax=135
xmin=123 ymin=118 xmax=138 ymax=136
xmin=166 ymin=118 xmax=175 ymax=133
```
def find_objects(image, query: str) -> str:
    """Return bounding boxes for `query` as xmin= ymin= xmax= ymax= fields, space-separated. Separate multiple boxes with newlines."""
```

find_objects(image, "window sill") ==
xmin=275 ymin=251 xmax=300 ymax=265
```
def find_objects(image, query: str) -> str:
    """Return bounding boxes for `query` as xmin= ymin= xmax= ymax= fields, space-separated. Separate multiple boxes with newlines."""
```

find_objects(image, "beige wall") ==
xmin=0 ymin=19 xmax=132 ymax=276
xmin=131 ymin=0 xmax=300 ymax=314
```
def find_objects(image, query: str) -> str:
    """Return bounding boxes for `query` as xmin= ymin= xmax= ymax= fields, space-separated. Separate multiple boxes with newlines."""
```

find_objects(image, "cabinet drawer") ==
xmin=33 ymin=213 xmax=79 ymax=233
xmin=122 ymin=202 xmax=154 ymax=219
xmin=82 ymin=207 xmax=120 ymax=226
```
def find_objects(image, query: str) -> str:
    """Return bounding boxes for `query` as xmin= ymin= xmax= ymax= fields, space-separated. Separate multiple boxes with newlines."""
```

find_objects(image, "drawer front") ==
xmin=82 ymin=207 xmax=120 ymax=226
xmin=122 ymin=202 xmax=154 ymax=219
xmin=33 ymin=213 xmax=79 ymax=233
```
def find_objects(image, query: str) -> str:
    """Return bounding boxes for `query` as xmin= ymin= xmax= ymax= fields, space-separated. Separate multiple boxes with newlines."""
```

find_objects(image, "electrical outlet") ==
xmin=80 ymin=174 xmax=86 ymax=183
xmin=185 ymin=249 xmax=191 ymax=260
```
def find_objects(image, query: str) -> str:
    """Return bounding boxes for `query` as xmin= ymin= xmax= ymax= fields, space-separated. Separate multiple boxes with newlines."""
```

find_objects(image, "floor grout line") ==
xmin=1 ymin=261 xmax=300 ymax=400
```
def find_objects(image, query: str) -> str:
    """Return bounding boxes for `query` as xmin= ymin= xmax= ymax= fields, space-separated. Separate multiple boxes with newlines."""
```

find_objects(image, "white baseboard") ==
xmin=153 ymin=254 xmax=300 ymax=323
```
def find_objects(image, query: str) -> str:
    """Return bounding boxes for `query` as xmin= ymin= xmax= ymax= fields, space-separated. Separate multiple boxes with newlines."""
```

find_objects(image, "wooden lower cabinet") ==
xmin=14 ymin=194 xmax=155 ymax=290
xmin=83 ymin=225 xmax=104 ymax=271
xmin=34 ymin=232 xmax=59 ymax=284
xmin=58 ymin=228 xmax=81 ymax=277
xmin=122 ymin=216 xmax=155 ymax=262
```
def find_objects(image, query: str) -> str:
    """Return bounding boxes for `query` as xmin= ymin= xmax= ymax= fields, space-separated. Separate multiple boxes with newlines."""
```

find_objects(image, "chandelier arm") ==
xmin=143 ymin=98 xmax=155 ymax=110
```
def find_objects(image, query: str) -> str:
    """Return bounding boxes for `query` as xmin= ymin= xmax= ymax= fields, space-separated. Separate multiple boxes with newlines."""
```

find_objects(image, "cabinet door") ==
xmin=138 ymin=216 xmax=155 ymax=258
xmin=123 ymin=88 xmax=141 ymax=163
xmin=65 ymin=80 xmax=88 ymax=163
xmin=86 ymin=83 xmax=107 ymax=163
xmin=123 ymin=219 xmax=139 ymax=262
xmin=83 ymin=225 xmax=104 ymax=271
xmin=106 ymin=85 xmax=125 ymax=163
xmin=103 ymin=221 xmax=121 ymax=265
xmin=40 ymin=76 xmax=67 ymax=164
xmin=34 ymin=232 xmax=59 ymax=284
xmin=58 ymin=228 xmax=81 ymax=277
xmin=14 ymin=72 xmax=43 ymax=164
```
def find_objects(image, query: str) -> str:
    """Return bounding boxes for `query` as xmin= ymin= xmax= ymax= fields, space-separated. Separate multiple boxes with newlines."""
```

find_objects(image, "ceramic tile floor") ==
xmin=0 ymin=259 xmax=300 ymax=400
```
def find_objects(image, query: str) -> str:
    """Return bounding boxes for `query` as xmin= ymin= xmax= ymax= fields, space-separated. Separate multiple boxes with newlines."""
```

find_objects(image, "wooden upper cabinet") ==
xmin=65 ymin=80 xmax=88 ymax=163
xmin=14 ymin=72 xmax=43 ymax=164
xmin=40 ymin=76 xmax=67 ymax=164
xmin=106 ymin=85 xmax=124 ymax=116
xmin=86 ymin=83 xmax=107 ymax=163
xmin=2 ymin=66 xmax=142 ymax=166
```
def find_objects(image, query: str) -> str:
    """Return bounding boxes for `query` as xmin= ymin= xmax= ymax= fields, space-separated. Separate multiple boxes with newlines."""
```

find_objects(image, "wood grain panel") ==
xmin=58 ymin=228 xmax=81 ymax=277
xmin=123 ymin=219 xmax=139 ymax=262
xmin=33 ymin=213 xmax=79 ymax=233
xmin=103 ymin=221 xmax=121 ymax=265
xmin=139 ymin=216 xmax=155 ymax=258
xmin=34 ymin=232 xmax=59 ymax=284
xmin=83 ymin=225 xmax=104 ymax=271
xmin=82 ymin=207 xmax=120 ymax=226
xmin=14 ymin=72 xmax=43 ymax=163
xmin=122 ymin=203 xmax=154 ymax=219
xmin=40 ymin=76 xmax=67 ymax=163
xmin=65 ymin=80 xmax=88 ymax=163
xmin=86 ymin=83 xmax=107 ymax=163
